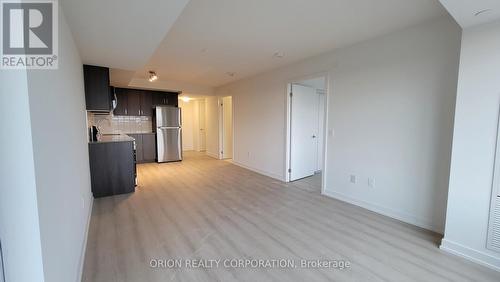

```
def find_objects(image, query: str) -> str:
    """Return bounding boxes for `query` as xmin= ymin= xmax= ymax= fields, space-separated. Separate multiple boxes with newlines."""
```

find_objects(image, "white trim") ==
xmin=206 ymin=151 xmax=219 ymax=159
xmin=219 ymin=96 xmax=234 ymax=160
xmin=321 ymin=75 xmax=331 ymax=196
xmin=284 ymin=83 xmax=292 ymax=182
xmin=218 ymin=97 xmax=224 ymax=159
xmin=76 ymin=196 xmax=93 ymax=282
xmin=322 ymin=189 xmax=443 ymax=234
xmin=440 ymin=238 xmax=500 ymax=272
xmin=231 ymin=96 xmax=235 ymax=160
xmin=284 ymin=72 xmax=330 ymax=190
xmin=232 ymin=160 xmax=285 ymax=182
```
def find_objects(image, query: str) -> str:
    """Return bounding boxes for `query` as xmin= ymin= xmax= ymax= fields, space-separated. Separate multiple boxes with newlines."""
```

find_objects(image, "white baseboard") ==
xmin=440 ymin=239 xmax=500 ymax=272
xmin=322 ymin=189 xmax=443 ymax=234
xmin=206 ymin=151 xmax=219 ymax=159
xmin=76 ymin=195 xmax=93 ymax=282
xmin=231 ymin=160 xmax=285 ymax=182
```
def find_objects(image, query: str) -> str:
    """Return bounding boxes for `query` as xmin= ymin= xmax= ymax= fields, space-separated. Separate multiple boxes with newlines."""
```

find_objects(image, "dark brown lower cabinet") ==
xmin=129 ymin=133 xmax=156 ymax=163
xmin=142 ymin=133 xmax=156 ymax=162
xmin=88 ymin=141 xmax=135 ymax=198
xmin=129 ymin=134 xmax=143 ymax=162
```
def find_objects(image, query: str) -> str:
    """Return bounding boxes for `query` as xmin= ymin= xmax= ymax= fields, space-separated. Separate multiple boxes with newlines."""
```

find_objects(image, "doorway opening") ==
xmin=220 ymin=96 xmax=233 ymax=160
xmin=286 ymin=75 xmax=328 ymax=193
xmin=176 ymin=97 xmax=207 ymax=163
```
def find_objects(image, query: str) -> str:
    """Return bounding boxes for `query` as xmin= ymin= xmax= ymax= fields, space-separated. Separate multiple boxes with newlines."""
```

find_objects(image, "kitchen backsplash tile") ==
xmin=87 ymin=112 xmax=152 ymax=134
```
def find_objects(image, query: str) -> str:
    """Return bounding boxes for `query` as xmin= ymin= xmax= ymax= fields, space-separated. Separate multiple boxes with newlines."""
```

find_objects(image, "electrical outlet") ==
xmin=368 ymin=177 xmax=375 ymax=188
xmin=328 ymin=128 xmax=334 ymax=137
xmin=349 ymin=175 xmax=356 ymax=184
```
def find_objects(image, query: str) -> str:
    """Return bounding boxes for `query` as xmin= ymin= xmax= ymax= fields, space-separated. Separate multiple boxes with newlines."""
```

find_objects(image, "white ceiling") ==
xmin=109 ymin=69 xmax=135 ymax=87
xmin=138 ymin=0 xmax=447 ymax=87
xmin=439 ymin=0 xmax=500 ymax=28
xmin=61 ymin=0 xmax=189 ymax=70
xmin=63 ymin=0 xmax=449 ymax=90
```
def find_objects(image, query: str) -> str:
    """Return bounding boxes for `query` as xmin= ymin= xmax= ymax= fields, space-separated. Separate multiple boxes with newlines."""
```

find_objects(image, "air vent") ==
xmin=488 ymin=197 xmax=500 ymax=251
xmin=487 ymin=109 xmax=500 ymax=253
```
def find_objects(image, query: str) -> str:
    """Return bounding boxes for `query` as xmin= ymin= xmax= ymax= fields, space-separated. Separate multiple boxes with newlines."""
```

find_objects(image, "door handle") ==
xmin=312 ymin=135 xmax=316 ymax=138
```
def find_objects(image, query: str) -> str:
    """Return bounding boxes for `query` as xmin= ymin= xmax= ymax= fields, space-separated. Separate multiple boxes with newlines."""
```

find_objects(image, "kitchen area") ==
xmin=84 ymin=65 xmax=183 ymax=198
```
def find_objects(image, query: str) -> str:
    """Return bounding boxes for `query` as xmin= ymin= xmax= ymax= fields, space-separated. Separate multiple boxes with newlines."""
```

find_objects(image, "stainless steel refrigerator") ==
xmin=155 ymin=106 xmax=182 ymax=162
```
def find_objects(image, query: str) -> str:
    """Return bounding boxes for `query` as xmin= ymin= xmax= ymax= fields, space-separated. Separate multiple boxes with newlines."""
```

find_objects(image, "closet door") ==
xmin=289 ymin=84 xmax=318 ymax=181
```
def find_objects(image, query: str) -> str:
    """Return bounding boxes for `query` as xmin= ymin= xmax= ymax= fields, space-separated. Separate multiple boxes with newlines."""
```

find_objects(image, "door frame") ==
xmin=218 ymin=96 xmax=234 ymax=160
xmin=284 ymin=72 xmax=330 ymax=195
xmin=197 ymin=99 xmax=207 ymax=152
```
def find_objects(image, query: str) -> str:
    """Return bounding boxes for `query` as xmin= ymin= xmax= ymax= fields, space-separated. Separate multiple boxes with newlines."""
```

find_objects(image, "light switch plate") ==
xmin=368 ymin=178 xmax=375 ymax=188
xmin=350 ymin=175 xmax=356 ymax=184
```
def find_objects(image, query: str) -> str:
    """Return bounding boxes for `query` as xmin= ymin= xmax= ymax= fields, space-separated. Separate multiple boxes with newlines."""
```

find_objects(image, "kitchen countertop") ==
xmin=89 ymin=134 xmax=135 ymax=144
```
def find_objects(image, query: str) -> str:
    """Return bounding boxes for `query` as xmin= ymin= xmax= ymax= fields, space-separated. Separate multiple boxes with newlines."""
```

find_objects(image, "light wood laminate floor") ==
xmin=82 ymin=152 xmax=500 ymax=282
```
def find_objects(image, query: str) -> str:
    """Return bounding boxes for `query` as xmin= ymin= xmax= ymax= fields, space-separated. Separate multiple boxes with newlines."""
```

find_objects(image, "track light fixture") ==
xmin=148 ymin=71 xmax=158 ymax=82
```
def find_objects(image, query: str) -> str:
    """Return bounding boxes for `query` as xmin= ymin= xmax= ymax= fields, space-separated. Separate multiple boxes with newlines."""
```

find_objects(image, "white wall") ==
xmin=0 ymin=71 xmax=45 ymax=282
xmin=205 ymin=96 xmax=220 ymax=158
xmin=441 ymin=20 xmax=500 ymax=270
xmin=179 ymin=100 xmax=195 ymax=151
xmin=25 ymin=7 xmax=93 ymax=282
xmin=216 ymin=17 xmax=461 ymax=233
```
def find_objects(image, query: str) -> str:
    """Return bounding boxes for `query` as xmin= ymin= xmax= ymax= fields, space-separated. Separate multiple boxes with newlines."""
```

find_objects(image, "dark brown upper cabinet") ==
xmin=126 ymin=89 xmax=141 ymax=116
xmin=83 ymin=65 xmax=112 ymax=112
xmin=114 ymin=88 xmax=128 ymax=115
xmin=152 ymin=91 xmax=180 ymax=107
xmin=140 ymin=91 xmax=153 ymax=116
xmin=169 ymin=92 xmax=179 ymax=107
xmin=152 ymin=91 xmax=169 ymax=106
xmin=112 ymin=88 xmax=179 ymax=116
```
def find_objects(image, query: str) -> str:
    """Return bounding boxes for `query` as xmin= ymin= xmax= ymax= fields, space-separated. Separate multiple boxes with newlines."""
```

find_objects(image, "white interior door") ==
xmin=198 ymin=100 xmax=206 ymax=151
xmin=222 ymin=96 xmax=233 ymax=159
xmin=316 ymin=93 xmax=325 ymax=171
xmin=290 ymin=84 xmax=319 ymax=181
